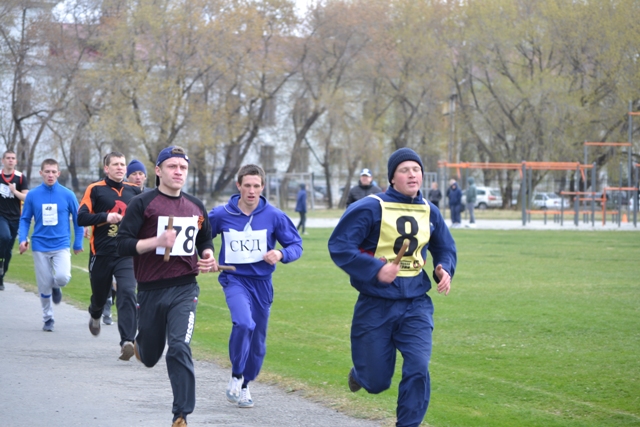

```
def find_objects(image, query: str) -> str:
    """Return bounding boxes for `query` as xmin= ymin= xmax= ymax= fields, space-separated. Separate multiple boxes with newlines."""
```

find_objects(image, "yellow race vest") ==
xmin=371 ymin=195 xmax=431 ymax=277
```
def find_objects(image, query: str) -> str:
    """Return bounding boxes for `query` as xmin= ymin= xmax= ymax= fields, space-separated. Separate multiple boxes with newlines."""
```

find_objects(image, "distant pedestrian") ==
xmin=295 ymin=183 xmax=307 ymax=235
xmin=18 ymin=159 xmax=84 ymax=331
xmin=427 ymin=181 xmax=442 ymax=208
xmin=0 ymin=150 xmax=29 ymax=291
xmin=208 ymin=164 xmax=303 ymax=409
xmin=346 ymin=168 xmax=382 ymax=207
xmin=465 ymin=177 xmax=477 ymax=227
xmin=446 ymin=179 xmax=462 ymax=227
xmin=117 ymin=145 xmax=216 ymax=427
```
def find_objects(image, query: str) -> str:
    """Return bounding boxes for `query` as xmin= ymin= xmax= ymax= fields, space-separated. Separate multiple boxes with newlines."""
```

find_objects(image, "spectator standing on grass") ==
xmin=346 ymin=168 xmax=382 ymax=207
xmin=328 ymin=147 xmax=456 ymax=427
xmin=295 ymin=183 xmax=307 ymax=235
xmin=446 ymin=179 xmax=462 ymax=227
xmin=208 ymin=164 xmax=303 ymax=409
xmin=18 ymin=159 xmax=84 ymax=331
xmin=78 ymin=152 xmax=141 ymax=360
xmin=0 ymin=150 xmax=29 ymax=291
xmin=117 ymin=146 xmax=216 ymax=427
xmin=427 ymin=181 xmax=442 ymax=208
xmin=465 ymin=177 xmax=477 ymax=228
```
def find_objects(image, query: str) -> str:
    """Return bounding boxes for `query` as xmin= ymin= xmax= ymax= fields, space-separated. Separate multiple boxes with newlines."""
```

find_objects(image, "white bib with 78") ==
xmin=156 ymin=215 xmax=199 ymax=257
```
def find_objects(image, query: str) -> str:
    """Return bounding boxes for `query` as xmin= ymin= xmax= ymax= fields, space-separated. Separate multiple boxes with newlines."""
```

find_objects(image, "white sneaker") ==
xmin=238 ymin=387 xmax=254 ymax=408
xmin=226 ymin=376 xmax=243 ymax=404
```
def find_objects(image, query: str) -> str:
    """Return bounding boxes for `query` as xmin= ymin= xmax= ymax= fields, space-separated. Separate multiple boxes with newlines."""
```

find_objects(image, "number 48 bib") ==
xmin=156 ymin=215 xmax=199 ymax=257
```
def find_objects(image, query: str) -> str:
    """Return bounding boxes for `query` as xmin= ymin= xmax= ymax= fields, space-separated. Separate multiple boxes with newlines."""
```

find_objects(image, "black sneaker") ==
xmin=348 ymin=367 xmax=362 ymax=392
xmin=43 ymin=319 xmax=55 ymax=332
xmin=89 ymin=317 xmax=101 ymax=336
xmin=52 ymin=287 xmax=62 ymax=304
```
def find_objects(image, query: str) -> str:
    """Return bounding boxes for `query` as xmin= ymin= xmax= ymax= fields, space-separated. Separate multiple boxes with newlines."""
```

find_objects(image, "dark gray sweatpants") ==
xmin=136 ymin=282 xmax=200 ymax=421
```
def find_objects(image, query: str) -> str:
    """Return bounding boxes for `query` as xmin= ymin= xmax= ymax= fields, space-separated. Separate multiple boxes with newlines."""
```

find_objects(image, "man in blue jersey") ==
xmin=328 ymin=148 xmax=457 ymax=427
xmin=208 ymin=164 xmax=303 ymax=408
xmin=18 ymin=159 xmax=84 ymax=331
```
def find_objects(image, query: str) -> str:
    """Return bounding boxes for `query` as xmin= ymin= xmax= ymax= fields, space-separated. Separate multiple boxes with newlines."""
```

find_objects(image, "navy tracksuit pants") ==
xmin=350 ymin=294 xmax=434 ymax=427
xmin=136 ymin=283 xmax=200 ymax=421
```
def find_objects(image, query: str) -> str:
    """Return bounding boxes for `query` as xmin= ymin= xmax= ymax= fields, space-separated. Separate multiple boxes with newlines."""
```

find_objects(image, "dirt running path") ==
xmin=0 ymin=282 xmax=381 ymax=427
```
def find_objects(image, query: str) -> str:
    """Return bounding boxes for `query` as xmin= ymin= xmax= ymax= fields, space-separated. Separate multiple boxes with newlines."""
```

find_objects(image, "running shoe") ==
xmin=42 ymin=318 xmax=55 ymax=332
xmin=120 ymin=341 xmax=135 ymax=361
xmin=348 ymin=367 xmax=362 ymax=392
xmin=226 ymin=376 xmax=243 ymax=404
xmin=238 ymin=387 xmax=254 ymax=408
xmin=89 ymin=317 xmax=101 ymax=336
xmin=52 ymin=287 xmax=62 ymax=304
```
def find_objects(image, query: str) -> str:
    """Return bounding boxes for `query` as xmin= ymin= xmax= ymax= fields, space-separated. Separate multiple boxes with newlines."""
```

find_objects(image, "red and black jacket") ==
xmin=78 ymin=177 xmax=141 ymax=255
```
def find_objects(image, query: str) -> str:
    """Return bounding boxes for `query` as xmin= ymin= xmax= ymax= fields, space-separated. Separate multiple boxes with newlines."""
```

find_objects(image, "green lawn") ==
xmin=6 ymin=229 xmax=639 ymax=427
xmin=284 ymin=207 xmax=524 ymax=220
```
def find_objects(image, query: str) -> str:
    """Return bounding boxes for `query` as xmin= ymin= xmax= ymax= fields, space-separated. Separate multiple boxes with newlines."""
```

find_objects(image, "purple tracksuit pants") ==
xmin=219 ymin=274 xmax=273 ymax=382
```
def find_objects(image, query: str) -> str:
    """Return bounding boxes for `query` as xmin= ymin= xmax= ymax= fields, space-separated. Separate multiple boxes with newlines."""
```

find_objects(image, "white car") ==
xmin=532 ymin=192 xmax=570 ymax=210
xmin=463 ymin=186 xmax=503 ymax=209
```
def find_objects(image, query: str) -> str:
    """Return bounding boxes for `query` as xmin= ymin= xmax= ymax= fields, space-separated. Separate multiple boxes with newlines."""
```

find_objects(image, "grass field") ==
xmin=283 ymin=207 xmax=525 ymax=221
xmin=5 ymin=228 xmax=640 ymax=427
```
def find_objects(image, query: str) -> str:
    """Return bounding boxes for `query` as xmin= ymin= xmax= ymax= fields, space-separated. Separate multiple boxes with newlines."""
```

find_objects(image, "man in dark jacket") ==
xmin=78 ymin=152 xmax=141 ymax=358
xmin=465 ymin=177 xmax=477 ymax=227
xmin=427 ymin=182 xmax=442 ymax=208
xmin=346 ymin=168 xmax=382 ymax=207
xmin=295 ymin=183 xmax=307 ymax=235
xmin=446 ymin=179 xmax=462 ymax=227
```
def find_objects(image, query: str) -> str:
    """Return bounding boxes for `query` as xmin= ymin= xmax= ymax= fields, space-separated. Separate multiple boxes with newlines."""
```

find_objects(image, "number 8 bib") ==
xmin=371 ymin=196 xmax=431 ymax=277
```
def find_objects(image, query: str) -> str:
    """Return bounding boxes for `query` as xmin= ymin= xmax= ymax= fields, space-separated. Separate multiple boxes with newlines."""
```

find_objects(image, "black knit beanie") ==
xmin=387 ymin=148 xmax=424 ymax=184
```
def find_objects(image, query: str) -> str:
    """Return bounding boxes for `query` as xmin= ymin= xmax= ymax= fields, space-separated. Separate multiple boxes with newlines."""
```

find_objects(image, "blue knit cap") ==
xmin=387 ymin=147 xmax=424 ymax=184
xmin=126 ymin=159 xmax=147 ymax=178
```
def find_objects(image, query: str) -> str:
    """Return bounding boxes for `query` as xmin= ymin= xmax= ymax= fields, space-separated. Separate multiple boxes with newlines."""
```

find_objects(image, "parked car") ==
xmin=531 ymin=192 xmax=570 ymax=210
xmin=462 ymin=186 xmax=503 ymax=209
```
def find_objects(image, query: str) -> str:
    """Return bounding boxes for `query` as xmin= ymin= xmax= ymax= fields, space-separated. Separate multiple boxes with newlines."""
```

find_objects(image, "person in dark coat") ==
xmin=346 ymin=168 xmax=382 ymax=207
xmin=427 ymin=182 xmax=442 ymax=208
xmin=446 ymin=179 xmax=462 ymax=227
xmin=295 ymin=184 xmax=308 ymax=235
xmin=465 ymin=177 xmax=477 ymax=227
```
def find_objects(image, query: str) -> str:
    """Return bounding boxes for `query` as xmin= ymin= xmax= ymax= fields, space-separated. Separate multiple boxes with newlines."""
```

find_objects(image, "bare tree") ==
xmin=0 ymin=0 xmax=93 ymax=180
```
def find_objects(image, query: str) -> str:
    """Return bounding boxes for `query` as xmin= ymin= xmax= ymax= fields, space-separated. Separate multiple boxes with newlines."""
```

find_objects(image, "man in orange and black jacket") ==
xmin=78 ymin=151 xmax=141 ymax=360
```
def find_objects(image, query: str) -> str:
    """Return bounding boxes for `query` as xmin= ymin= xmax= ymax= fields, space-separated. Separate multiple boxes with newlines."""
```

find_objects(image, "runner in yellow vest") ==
xmin=329 ymin=147 xmax=457 ymax=427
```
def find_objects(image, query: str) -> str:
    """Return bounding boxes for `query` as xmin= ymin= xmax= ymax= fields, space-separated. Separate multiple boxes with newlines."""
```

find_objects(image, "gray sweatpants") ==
xmin=33 ymin=249 xmax=72 ymax=322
